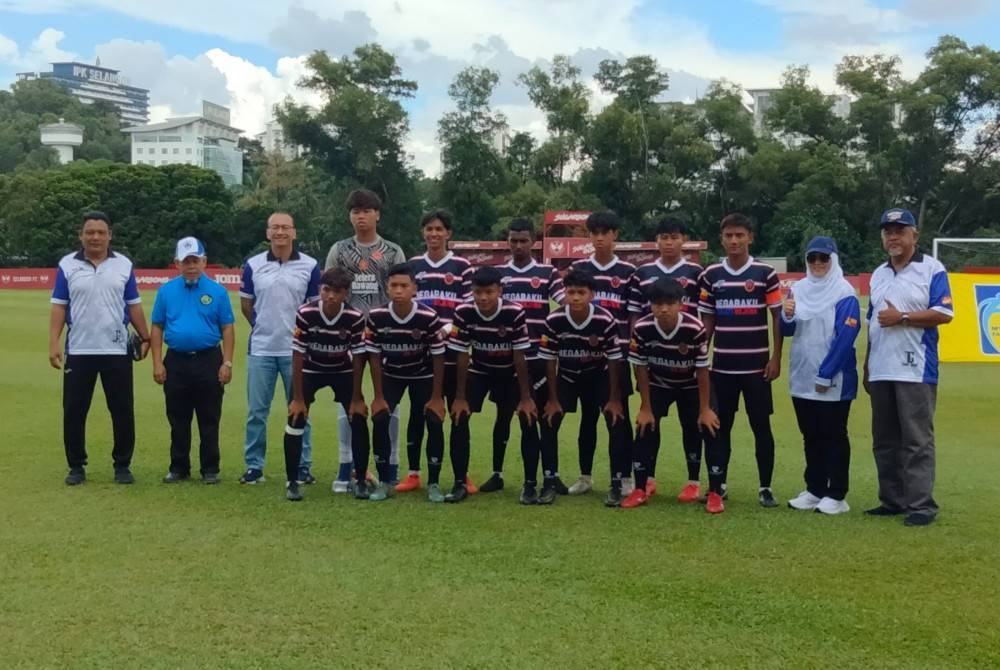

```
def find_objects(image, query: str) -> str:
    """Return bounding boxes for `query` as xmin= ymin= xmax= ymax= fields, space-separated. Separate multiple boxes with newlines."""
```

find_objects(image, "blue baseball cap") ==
xmin=805 ymin=236 xmax=838 ymax=256
xmin=880 ymin=208 xmax=917 ymax=228
xmin=175 ymin=236 xmax=206 ymax=260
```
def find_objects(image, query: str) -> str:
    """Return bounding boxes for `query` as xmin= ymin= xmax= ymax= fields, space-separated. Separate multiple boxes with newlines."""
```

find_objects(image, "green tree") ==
xmin=518 ymin=55 xmax=590 ymax=182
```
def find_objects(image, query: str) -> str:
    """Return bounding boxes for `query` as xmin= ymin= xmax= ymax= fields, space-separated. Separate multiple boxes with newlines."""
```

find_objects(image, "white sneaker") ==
xmin=620 ymin=477 xmax=634 ymax=496
xmin=567 ymin=475 xmax=593 ymax=495
xmin=331 ymin=479 xmax=350 ymax=494
xmin=816 ymin=497 xmax=850 ymax=515
xmin=787 ymin=490 xmax=822 ymax=510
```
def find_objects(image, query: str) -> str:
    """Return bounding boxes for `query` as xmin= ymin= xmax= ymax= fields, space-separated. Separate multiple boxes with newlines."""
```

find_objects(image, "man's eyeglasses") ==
xmin=806 ymin=253 xmax=831 ymax=263
xmin=268 ymin=225 xmax=294 ymax=232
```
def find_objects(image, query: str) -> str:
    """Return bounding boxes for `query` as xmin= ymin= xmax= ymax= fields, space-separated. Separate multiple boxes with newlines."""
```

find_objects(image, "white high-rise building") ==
xmin=255 ymin=120 xmax=300 ymax=160
xmin=123 ymin=102 xmax=243 ymax=186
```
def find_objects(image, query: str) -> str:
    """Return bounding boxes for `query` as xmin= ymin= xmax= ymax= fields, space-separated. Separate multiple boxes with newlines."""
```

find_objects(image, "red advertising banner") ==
xmin=0 ymin=268 xmax=243 ymax=291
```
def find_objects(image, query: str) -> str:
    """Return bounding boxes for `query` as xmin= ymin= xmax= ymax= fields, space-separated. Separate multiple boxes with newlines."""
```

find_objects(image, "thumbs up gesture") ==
xmin=877 ymin=299 xmax=903 ymax=327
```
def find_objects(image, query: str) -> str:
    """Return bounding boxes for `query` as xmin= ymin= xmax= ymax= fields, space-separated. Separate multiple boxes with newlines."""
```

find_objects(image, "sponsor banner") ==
xmin=0 ymin=268 xmax=243 ymax=290
xmin=941 ymin=272 xmax=1000 ymax=363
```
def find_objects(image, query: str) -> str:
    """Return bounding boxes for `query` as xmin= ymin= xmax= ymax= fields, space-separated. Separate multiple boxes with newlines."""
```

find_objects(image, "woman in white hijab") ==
xmin=780 ymin=236 xmax=861 ymax=515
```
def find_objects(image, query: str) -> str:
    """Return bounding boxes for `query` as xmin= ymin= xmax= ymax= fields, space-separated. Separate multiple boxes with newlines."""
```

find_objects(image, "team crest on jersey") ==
xmin=678 ymin=277 xmax=689 ymax=287
xmin=338 ymin=329 xmax=349 ymax=340
xmin=497 ymin=325 xmax=508 ymax=338
xmin=744 ymin=279 xmax=756 ymax=293
xmin=200 ymin=294 xmax=212 ymax=305
xmin=358 ymin=259 xmax=370 ymax=272
xmin=678 ymin=342 xmax=689 ymax=355
xmin=371 ymin=249 xmax=384 ymax=261
xmin=411 ymin=329 xmax=423 ymax=340
xmin=611 ymin=277 xmax=622 ymax=289
xmin=588 ymin=334 xmax=601 ymax=347
xmin=444 ymin=273 xmax=455 ymax=285
xmin=530 ymin=277 xmax=542 ymax=289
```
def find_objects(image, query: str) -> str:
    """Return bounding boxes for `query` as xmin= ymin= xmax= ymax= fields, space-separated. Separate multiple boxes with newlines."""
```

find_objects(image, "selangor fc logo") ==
xmin=975 ymin=285 xmax=1000 ymax=355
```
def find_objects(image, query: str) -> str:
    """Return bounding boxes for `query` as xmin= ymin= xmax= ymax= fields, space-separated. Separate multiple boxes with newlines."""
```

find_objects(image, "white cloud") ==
xmin=0 ymin=27 xmax=76 ymax=69
xmin=0 ymin=33 xmax=18 ymax=62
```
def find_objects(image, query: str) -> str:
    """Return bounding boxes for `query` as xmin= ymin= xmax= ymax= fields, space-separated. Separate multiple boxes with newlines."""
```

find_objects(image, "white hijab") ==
xmin=791 ymin=252 xmax=855 ymax=320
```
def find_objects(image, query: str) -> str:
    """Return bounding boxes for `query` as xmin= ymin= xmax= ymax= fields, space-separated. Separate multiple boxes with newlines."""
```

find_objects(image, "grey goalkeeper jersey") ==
xmin=324 ymin=235 xmax=406 ymax=316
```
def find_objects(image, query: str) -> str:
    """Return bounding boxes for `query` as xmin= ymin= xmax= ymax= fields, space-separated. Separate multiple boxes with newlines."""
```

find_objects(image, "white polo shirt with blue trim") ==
xmin=51 ymin=250 xmax=141 ymax=355
xmin=867 ymin=253 xmax=954 ymax=384
xmin=240 ymin=249 xmax=321 ymax=356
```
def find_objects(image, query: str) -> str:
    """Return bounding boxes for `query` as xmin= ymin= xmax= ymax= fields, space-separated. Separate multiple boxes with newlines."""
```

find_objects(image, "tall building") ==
xmin=16 ymin=61 xmax=150 ymax=125
xmin=123 ymin=101 xmax=243 ymax=186
xmin=255 ymin=119 xmax=300 ymax=160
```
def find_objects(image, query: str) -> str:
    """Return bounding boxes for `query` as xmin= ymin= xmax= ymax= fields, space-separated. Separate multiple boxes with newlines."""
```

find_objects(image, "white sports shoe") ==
xmin=816 ymin=497 xmax=850 ymax=515
xmin=331 ymin=479 xmax=351 ymax=494
xmin=567 ymin=475 xmax=593 ymax=495
xmin=787 ymin=490 xmax=822 ymax=510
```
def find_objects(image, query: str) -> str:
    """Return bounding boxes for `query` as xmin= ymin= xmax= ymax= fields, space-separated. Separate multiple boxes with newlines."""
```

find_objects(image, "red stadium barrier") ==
xmin=0 ymin=268 xmax=243 ymax=290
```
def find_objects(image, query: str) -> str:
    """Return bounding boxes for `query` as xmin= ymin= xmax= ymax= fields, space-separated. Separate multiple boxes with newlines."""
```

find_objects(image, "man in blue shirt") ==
xmin=49 ymin=211 xmax=151 ymax=486
xmin=150 ymin=237 xmax=236 ymax=484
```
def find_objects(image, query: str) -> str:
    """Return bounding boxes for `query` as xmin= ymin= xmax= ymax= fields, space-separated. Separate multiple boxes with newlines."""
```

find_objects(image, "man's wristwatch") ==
xmin=900 ymin=312 xmax=910 ymax=326
xmin=223 ymin=361 xmax=233 ymax=368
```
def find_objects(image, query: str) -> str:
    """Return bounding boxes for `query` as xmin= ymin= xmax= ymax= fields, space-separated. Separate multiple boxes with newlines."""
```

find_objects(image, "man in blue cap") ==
xmin=864 ymin=208 xmax=953 ymax=526
xmin=150 ymin=237 xmax=236 ymax=484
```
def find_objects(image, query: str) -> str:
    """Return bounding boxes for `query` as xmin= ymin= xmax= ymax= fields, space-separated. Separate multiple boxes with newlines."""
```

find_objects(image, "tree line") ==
xmin=2 ymin=35 xmax=999 ymax=272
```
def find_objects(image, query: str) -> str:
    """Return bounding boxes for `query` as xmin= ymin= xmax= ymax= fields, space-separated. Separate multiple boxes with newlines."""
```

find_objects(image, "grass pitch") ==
xmin=0 ymin=290 xmax=997 ymax=669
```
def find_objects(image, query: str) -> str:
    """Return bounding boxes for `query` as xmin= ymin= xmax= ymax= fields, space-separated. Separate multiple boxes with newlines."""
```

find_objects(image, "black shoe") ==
xmin=865 ymin=505 xmax=903 ymax=516
xmin=604 ymin=487 xmax=624 ymax=508
xmin=552 ymin=477 xmax=570 ymax=496
xmin=354 ymin=482 xmax=370 ymax=500
xmin=202 ymin=472 xmax=220 ymax=485
xmin=114 ymin=468 xmax=134 ymax=485
xmin=162 ymin=471 xmax=190 ymax=484
xmin=758 ymin=488 xmax=778 ymax=508
xmin=537 ymin=483 xmax=557 ymax=505
xmin=478 ymin=473 xmax=504 ymax=493
xmin=519 ymin=483 xmax=538 ymax=505
xmin=286 ymin=481 xmax=303 ymax=501
xmin=444 ymin=482 xmax=468 ymax=503
xmin=65 ymin=467 xmax=86 ymax=486
xmin=903 ymin=512 xmax=935 ymax=527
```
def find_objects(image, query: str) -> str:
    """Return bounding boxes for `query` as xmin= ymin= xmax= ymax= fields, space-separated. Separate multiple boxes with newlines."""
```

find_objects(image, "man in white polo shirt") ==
xmin=49 ymin=211 xmax=151 ymax=486
xmin=864 ymin=207 xmax=954 ymax=527
xmin=238 ymin=212 xmax=321 ymax=485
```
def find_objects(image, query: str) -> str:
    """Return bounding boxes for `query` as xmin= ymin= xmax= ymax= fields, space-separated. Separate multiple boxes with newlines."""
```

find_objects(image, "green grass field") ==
xmin=1 ymin=289 xmax=997 ymax=669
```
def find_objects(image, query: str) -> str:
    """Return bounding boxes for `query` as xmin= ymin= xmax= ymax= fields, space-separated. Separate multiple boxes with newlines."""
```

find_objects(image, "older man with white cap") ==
xmin=150 ymin=237 xmax=236 ymax=484
xmin=864 ymin=208 xmax=954 ymax=526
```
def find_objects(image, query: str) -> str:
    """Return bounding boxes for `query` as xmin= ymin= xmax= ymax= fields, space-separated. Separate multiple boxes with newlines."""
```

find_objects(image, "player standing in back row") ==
xmin=697 ymin=213 xmax=784 ymax=507
xmin=324 ymin=189 xmax=407 ymax=491
xmin=553 ymin=212 xmax=636 ymax=502
xmin=627 ymin=216 xmax=704 ymax=500
xmin=491 ymin=218 xmax=567 ymax=494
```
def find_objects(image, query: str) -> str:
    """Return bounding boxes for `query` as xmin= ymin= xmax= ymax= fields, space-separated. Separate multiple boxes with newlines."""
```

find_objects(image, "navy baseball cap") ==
xmin=880 ymin=208 xmax=917 ymax=228
xmin=805 ymin=236 xmax=838 ymax=256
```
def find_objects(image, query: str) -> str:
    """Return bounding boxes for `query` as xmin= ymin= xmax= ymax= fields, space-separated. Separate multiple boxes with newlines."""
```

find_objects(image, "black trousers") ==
xmin=791 ymin=397 xmax=852 ymax=500
xmin=63 ymin=354 xmax=135 ymax=470
xmin=633 ymin=386 xmax=703 ymax=489
xmin=710 ymin=371 xmax=775 ymax=489
xmin=164 ymin=348 xmax=224 ymax=476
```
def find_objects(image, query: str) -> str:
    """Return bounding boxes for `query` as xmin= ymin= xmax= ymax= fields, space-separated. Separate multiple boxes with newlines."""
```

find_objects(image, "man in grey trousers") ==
xmin=863 ymin=207 xmax=954 ymax=527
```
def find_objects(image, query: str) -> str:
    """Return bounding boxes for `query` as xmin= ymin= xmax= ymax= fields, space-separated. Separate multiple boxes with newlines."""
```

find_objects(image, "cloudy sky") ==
xmin=1 ymin=0 xmax=997 ymax=175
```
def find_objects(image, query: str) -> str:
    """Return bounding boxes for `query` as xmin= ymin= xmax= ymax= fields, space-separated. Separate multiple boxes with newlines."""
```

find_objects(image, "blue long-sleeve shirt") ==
xmin=781 ymin=295 xmax=861 ymax=401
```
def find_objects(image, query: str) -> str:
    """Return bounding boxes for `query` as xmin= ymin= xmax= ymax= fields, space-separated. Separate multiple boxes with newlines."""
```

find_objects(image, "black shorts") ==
xmin=710 ymin=371 xmax=773 ymax=418
xmin=649 ymin=385 xmax=699 ymax=420
xmin=302 ymin=373 xmax=354 ymax=406
xmin=556 ymin=371 xmax=610 ymax=414
xmin=527 ymin=358 xmax=547 ymax=394
xmin=382 ymin=375 xmax=433 ymax=412
xmin=466 ymin=372 xmax=519 ymax=414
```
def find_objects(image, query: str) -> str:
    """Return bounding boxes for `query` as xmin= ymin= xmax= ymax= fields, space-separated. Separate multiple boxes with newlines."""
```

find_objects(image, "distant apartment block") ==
xmin=17 ymin=61 xmax=150 ymax=125
xmin=123 ymin=101 xmax=243 ymax=186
